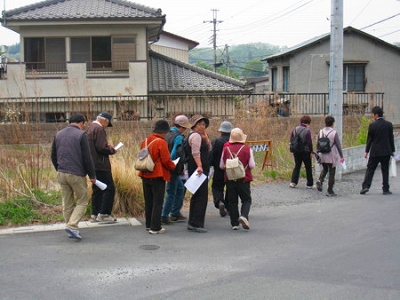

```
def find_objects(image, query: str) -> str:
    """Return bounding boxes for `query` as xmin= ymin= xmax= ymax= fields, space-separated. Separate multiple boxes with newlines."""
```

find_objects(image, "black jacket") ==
xmin=365 ymin=118 xmax=395 ymax=157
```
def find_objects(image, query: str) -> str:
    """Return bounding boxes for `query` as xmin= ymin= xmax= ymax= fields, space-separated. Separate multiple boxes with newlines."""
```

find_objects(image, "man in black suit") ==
xmin=360 ymin=106 xmax=395 ymax=195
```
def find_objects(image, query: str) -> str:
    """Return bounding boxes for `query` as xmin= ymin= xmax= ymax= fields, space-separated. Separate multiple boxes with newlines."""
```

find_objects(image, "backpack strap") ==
xmin=227 ymin=145 xmax=247 ymax=169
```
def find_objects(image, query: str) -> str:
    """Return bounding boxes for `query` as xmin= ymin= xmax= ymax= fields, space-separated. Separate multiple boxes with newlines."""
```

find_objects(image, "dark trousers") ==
xmin=188 ymin=178 xmax=208 ymax=228
xmin=319 ymin=163 xmax=336 ymax=193
xmin=142 ymin=177 xmax=165 ymax=231
xmin=226 ymin=181 xmax=252 ymax=227
xmin=362 ymin=155 xmax=391 ymax=192
xmin=212 ymin=179 xmax=227 ymax=208
xmin=291 ymin=152 xmax=313 ymax=187
xmin=92 ymin=170 xmax=115 ymax=215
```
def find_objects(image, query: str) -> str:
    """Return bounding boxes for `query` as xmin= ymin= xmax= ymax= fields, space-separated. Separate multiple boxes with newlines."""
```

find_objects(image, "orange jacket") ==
xmin=138 ymin=133 xmax=175 ymax=181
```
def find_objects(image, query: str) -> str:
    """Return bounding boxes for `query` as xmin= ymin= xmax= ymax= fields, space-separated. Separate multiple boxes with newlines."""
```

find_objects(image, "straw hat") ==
xmin=229 ymin=128 xmax=247 ymax=143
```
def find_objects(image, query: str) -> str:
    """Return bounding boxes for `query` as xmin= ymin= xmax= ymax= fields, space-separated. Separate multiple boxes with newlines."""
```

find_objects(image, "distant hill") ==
xmin=189 ymin=42 xmax=286 ymax=79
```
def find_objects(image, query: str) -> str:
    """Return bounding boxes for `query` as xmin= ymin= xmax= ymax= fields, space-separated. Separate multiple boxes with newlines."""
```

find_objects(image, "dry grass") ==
xmin=0 ymin=110 xmax=368 ymax=221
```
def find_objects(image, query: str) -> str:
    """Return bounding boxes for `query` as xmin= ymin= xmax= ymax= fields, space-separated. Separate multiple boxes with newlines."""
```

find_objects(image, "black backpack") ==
xmin=165 ymin=130 xmax=187 ymax=174
xmin=289 ymin=127 xmax=306 ymax=153
xmin=317 ymin=130 xmax=334 ymax=154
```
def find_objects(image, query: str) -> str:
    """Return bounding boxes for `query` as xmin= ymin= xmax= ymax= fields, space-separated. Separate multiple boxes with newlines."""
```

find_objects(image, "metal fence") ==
xmin=0 ymin=92 xmax=384 ymax=123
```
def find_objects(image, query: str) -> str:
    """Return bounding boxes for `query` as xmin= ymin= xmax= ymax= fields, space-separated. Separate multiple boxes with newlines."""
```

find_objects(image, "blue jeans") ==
xmin=162 ymin=172 xmax=185 ymax=218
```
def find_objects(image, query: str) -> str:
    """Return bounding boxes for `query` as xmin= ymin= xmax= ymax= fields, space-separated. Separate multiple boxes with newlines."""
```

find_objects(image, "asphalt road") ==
xmin=1 ymin=168 xmax=400 ymax=300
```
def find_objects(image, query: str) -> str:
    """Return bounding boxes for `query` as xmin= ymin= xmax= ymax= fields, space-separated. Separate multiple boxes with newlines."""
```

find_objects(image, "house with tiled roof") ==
xmin=263 ymin=27 xmax=400 ymax=124
xmin=0 ymin=0 xmax=247 ymax=122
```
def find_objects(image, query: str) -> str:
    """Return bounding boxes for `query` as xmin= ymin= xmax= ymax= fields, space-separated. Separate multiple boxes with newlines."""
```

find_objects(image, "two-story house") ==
xmin=0 ymin=0 xmax=247 ymax=123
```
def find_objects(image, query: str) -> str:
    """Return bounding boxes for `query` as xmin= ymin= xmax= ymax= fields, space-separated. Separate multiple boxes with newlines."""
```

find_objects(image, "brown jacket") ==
xmin=138 ymin=133 xmax=175 ymax=181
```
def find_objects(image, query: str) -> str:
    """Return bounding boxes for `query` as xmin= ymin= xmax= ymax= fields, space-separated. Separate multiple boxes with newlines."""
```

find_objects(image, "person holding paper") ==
xmin=138 ymin=120 xmax=176 ymax=234
xmin=86 ymin=112 xmax=117 ymax=223
xmin=315 ymin=116 xmax=344 ymax=197
xmin=185 ymin=115 xmax=212 ymax=233
xmin=51 ymin=113 xmax=96 ymax=240
xmin=161 ymin=115 xmax=192 ymax=224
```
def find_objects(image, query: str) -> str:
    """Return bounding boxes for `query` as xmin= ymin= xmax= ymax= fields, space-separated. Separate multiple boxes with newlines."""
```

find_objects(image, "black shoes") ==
xmin=383 ymin=190 xmax=392 ymax=195
xmin=316 ymin=180 xmax=322 ymax=192
xmin=360 ymin=188 xmax=369 ymax=195
xmin=218 ymin=202 xmax=227 ymax=217
xmin=187 ymin=225 xmax=208 ymax=233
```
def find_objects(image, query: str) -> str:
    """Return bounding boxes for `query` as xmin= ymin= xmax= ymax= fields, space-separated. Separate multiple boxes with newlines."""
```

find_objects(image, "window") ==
xmin=71 ymin=37 xmax=90 ymax=62
xmin=283 ymin=66 xmax=289 ymax=92
xmin=25 ymin=38 xmax=65 ymax=71
xmin=271 ymin=68 xmax=277 ymax=92
xmin=343 ymin=64 xmax=365 ymax=92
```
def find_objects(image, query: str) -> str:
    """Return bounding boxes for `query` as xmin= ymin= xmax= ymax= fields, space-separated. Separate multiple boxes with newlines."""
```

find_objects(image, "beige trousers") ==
xmin=57 ymin=172 xmax=89 ymax=230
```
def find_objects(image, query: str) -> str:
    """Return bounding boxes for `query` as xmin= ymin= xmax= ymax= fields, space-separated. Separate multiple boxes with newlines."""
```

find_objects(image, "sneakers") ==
xmin=306 ymin=185 xmax=313 ymax=189
xmin=238 ymin=216 xmax=250 ymax=230
xmin=231 ymin=226 xmax=239 ymax=230
xmin=326 ymin=192 xmax=337 ymax=197
xmin=149 ymin=228 xmax=166 ymax=234
xmin=315 ymin=180 xmax=322 ymax=192
xmin=65 ymin=228 xmax=82 ymax=240
xmin=89 ymin=215 xmax=98 ymax=223
xmin=187 ymin=225 xmax=208 ymax=233
xmin=161 ymin=217 xmax=172 ymax=225
xmin=383 ymin=190 xmax=392 ymax=195
xmin=169 ymin=214 xmax=187 ymax=222
xmin=218 ymin=202 xmax=227 ymax=217
xmin=289 ymin=182 xmax=296 ymax=188
xmin=360 ymin=188 xmax=369 ymax=195
xmin=96 ymin=214 xmax=116 ymax=223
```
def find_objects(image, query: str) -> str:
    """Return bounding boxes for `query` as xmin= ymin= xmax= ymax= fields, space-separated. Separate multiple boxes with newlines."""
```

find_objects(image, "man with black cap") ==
xmin=209 ymin=120 xmax=232 ymax=217
xmin=138 ymin=120 xmax=176 ymax=234
xmin=86 ymin=112 xmax=117 ymax=223
xmin=51 ymin=113 xmax=96 ymax=240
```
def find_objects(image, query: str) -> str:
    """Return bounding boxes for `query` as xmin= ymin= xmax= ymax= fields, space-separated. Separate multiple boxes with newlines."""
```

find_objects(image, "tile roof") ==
xmin=3 ymin=0 xmax=164 ymax=20
xmin=149 ymin=51 xmax=248 ymax=93
xmin=263 ymin=26 xmax=400 ymax=61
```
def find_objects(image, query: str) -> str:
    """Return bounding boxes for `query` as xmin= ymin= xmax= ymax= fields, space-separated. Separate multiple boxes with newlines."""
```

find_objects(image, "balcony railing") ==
xmin=22 ymin=61 xmax=129 ymax=77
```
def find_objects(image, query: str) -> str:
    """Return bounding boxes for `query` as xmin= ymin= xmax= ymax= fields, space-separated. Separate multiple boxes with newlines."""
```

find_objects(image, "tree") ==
xmin=241 ymin=60 xmax=266 ymax=78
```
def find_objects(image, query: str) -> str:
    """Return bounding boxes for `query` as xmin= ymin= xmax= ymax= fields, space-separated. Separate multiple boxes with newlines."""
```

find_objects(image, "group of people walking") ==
xmin=289 ymin=106 xmax=395 ymax=197
xmin=51 ymin=112 xmax=256 ymax=239
xmin=138 ymin=115 xmax=255 ymax=234
xmin=51 ymin=105 xmax=394 ymax=240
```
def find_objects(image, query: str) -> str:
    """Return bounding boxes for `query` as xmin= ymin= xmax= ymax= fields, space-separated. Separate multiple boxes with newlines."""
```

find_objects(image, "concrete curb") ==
xmin=0 ymin=217 xmax=142 ymax=235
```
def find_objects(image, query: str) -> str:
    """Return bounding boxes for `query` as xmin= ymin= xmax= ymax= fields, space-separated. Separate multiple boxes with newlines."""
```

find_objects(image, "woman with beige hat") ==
xmin=185 ymin=114 xmax=212 ymax=233
xmin=220 ymin=128 xmax=255 ymax=230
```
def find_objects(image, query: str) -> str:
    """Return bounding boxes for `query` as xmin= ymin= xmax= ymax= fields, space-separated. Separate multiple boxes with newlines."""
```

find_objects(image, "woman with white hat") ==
xmin=220 ymin=128 xmax=255 ymax=230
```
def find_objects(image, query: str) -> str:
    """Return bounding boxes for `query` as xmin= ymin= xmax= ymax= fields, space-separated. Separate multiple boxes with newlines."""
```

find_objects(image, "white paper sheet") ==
xmin=184 ymin=172 xmax=207 ymax=194
xmin=94 ymin=180 xmax=107 ymax=190
xmin=114 ymin=142 xmax=124 ymax=150
xmin=172 ymin=157 xmax=180 ymax=165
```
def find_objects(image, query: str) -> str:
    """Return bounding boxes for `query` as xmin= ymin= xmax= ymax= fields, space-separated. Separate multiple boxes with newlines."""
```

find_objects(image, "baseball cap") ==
xmin=97 ymin=112 xmax=113 ymax=127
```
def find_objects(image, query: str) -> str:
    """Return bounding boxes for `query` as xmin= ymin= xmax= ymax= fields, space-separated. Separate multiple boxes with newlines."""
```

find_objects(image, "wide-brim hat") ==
xmin=97 ymin=112 xmax=113 ymax=127
xmin=174 ymin=115 xmax=192 ymax=129
xmin=218 ymin=120 xmax=232 ymax=133
xmin=229 ymin=128 xmax=247 ymax=143
xmin=153 ymin=120 xmax=170 ymax=133
xmin=190 ymin=114 xmax=209 ymax=128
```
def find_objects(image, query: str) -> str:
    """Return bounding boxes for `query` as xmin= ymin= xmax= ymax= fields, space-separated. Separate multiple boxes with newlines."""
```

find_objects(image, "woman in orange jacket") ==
xmin=138 ymin=120 xmax=176 ymax=234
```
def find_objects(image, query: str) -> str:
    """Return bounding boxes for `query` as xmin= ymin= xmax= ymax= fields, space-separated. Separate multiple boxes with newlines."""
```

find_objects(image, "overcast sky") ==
xmin=1 ymin=0 xmax=399 ymax=48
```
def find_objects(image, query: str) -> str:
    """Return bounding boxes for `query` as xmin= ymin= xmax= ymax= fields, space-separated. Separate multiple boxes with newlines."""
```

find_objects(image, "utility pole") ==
xmin=329 ymin=0 xmax=343 ymax=178
xmin=204 ymin=9 xmax=223 ymax=72
xmin=225 ymin=44 xmax=230 ymax=76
